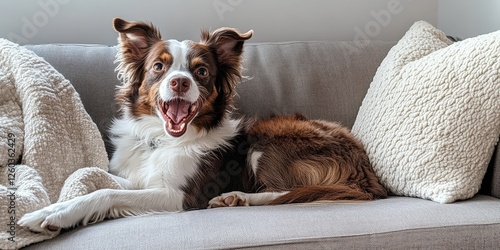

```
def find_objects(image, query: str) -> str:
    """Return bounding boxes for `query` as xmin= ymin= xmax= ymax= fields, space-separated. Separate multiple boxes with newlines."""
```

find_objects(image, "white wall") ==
xmin=438 ymin=0 xmax=500 ymax=39
xmin=0 ymin=0 xmax=437 ymax=45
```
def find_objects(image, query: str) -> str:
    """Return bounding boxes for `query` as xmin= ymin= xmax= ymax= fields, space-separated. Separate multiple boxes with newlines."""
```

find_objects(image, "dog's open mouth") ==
xmin=158 ymin=99 xmax=199 ymax=137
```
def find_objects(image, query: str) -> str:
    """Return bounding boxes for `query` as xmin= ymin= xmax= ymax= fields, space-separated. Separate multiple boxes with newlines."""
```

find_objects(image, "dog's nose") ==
xmin=170 ymin=76 xmax=190 ymax=93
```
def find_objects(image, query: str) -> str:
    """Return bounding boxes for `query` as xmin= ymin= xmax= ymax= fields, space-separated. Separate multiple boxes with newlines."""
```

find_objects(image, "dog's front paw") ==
xmin=208 ymin=191 xmax=250 ymax=208
xmin=18 ymin=200 xmax=76 ymax=234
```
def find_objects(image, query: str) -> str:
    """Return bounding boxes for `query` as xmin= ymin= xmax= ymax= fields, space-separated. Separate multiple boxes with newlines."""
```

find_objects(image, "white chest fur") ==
xmin=108 ymin=115 xmax=240 ymax=190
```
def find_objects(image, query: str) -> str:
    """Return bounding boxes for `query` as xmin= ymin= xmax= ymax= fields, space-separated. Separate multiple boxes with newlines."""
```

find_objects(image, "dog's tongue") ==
xmin=167 ymin=99 xmax=191 ymax=124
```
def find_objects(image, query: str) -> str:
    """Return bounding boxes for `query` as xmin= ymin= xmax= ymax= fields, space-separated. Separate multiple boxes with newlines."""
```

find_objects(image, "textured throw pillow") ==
xmin=352 ymin=21 xmax=500 ymax=203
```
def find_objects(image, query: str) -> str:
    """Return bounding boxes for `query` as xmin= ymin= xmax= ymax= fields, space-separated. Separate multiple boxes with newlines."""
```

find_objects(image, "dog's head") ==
xmin=113 ymin=18 xmax=252 ymax=137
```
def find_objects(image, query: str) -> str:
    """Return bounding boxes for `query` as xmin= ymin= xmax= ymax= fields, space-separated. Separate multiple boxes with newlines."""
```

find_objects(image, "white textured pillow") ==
xmin=352 ymin=21 xmax=500 ymax=203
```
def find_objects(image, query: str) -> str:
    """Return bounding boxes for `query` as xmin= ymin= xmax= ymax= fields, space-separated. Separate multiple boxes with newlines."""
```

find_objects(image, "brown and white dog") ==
xmin=18 ymin=18 xmax=387 ymax=233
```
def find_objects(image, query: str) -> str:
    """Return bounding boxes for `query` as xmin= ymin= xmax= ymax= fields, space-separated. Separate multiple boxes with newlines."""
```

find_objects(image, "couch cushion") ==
xmin=352 ymin=21 xmax=500 ymax=203
xmin=237 ymin=41 xmax=395 ymax=128
xmin=23 ymin=195 xmax=500 ymax=249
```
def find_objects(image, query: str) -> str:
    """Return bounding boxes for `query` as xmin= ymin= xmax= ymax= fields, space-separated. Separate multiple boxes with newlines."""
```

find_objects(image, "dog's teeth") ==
xmin=180 ymin=123 xmax=185 ymax=131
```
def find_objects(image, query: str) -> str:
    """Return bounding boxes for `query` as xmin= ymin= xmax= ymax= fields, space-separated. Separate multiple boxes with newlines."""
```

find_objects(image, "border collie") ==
xmin=19 ymin=18 xmax=387 ymax=233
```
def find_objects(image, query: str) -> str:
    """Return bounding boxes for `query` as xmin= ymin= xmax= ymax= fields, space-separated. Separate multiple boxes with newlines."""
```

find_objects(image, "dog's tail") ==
xmin=268 ymin=184 xmax=384 ymax=205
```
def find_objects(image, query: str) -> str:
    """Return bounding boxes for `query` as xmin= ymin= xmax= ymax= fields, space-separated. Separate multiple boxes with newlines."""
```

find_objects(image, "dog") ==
xmin=18 ymin=18 xmax=387 ymax=233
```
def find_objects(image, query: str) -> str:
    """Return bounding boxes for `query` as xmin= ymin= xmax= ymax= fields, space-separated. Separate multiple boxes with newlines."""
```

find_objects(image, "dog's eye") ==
xmin=153 ymin=63 xmax=164 ymax=71
xmin=196 ymin=67 xmax=209 ymax=77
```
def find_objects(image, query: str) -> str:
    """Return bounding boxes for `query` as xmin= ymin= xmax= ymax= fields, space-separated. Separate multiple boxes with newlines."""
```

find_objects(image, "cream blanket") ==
xmin=0 ymin=39 xmax=120 ymax=249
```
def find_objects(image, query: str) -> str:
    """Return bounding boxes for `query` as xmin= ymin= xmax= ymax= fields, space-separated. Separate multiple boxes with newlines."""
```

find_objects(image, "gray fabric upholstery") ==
xmin=24 ymin=196 xmax=500 ymax=249
xmin=24 ymin=41 xmax=500 ymax=249
xmin=237 ymin=41 xmax=395 ymax=127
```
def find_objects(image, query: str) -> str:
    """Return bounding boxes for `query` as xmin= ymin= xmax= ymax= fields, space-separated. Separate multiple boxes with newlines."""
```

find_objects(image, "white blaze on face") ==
xmin=158 ymin=40 xmax=200 ymax=103
xmin=157 ymin=40 xmax=201 ymax=137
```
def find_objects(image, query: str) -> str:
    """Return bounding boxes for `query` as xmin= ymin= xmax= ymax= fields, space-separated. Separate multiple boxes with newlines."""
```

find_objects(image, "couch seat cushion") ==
xmin=24 ymin=195 xmax=500 ymax=249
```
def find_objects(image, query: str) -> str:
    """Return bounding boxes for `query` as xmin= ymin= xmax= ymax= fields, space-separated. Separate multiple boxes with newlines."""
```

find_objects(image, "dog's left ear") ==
xmin=201 ymin=28 xmax=253 ymax=63
xmin=201 ymin=28 xmax=252 ymax=99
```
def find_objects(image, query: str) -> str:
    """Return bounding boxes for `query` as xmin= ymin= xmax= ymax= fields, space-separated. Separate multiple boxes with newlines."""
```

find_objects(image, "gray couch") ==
xmin=24 ymin=40 xmax=500 ymax=249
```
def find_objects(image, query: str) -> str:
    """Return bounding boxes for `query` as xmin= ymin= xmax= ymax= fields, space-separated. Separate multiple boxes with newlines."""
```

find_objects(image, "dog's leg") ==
xmin=110 ymin=173 xmax=136 ymax=190
xmin=18 ymin=188 xmax=184 ymax=234
xmin=208 ymin=191 xmax=288 ymax=208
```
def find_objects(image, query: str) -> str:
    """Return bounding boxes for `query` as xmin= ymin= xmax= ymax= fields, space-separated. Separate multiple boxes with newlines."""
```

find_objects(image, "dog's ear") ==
xmin=201 ymin=27 xmax=253 ymax=65
xmin=201 ymin=28 xmax=253 ymax=99
xmin=113 ymin=18 xmax=161 ymax=57
xmin=113 ymin=18 xmax=162 ymax=86
xmin=113 ymin=18 xmax=162 ymax=109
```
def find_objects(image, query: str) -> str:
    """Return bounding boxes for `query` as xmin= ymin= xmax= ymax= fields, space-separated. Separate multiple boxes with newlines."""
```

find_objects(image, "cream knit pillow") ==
xmin=352 ymin=21 xmax=500 ymax=203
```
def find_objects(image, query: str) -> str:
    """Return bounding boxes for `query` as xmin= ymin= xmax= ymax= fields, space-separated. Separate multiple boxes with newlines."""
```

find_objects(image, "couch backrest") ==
xmin=236 ymin=41 xmax=395 ymax=127
xmin=26 ymin=42 xmax=499 ymax=198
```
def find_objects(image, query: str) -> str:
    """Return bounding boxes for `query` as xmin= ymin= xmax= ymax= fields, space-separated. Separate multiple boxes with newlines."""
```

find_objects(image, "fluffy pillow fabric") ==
xmin=352 ymin=21 xmax=500 ymax=203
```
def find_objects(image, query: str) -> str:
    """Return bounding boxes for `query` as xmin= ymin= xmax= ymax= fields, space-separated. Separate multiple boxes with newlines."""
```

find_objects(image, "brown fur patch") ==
xmin=247 ymin=115 xmax=387 ymax=204
xmin=115 ymin=37 xmax=170 ymax=116
xmin=191 ymin=87 xmax=219 ymax=131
